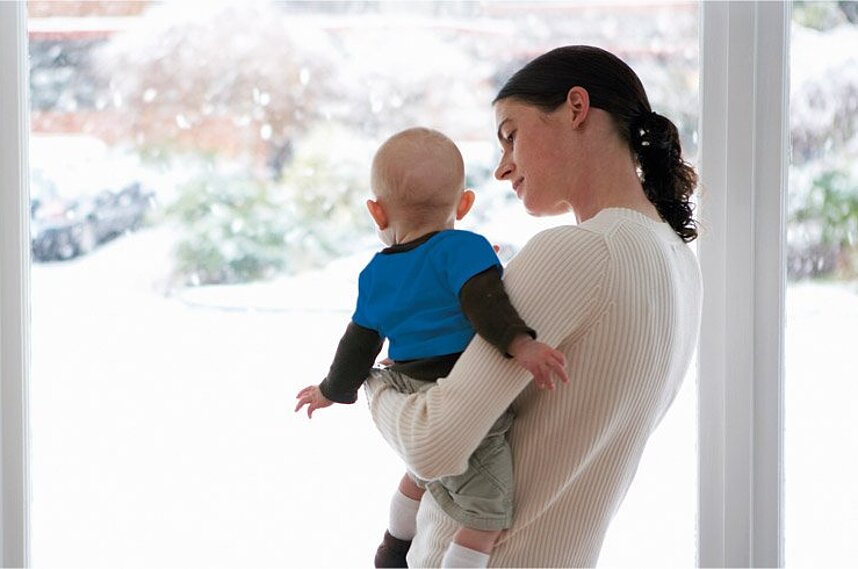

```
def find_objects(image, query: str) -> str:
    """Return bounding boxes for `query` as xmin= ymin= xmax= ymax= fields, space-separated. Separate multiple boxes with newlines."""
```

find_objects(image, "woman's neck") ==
xmin=569 ymin=143 xmax=660 ymax=224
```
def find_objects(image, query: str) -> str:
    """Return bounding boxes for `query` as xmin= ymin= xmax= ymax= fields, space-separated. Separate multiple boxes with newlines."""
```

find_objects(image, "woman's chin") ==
xmin=523 ymin=203 xmax=567 ymax=218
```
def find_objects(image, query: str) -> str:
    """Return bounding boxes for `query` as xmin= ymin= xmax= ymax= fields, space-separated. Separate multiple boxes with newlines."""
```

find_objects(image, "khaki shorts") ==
xmin=369 ymin=367 xmax=514 ymax=531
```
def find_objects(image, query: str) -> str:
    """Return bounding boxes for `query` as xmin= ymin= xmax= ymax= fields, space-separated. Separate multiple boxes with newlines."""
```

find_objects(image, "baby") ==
xmin=295 ymin=127 xmax=567 ymax=568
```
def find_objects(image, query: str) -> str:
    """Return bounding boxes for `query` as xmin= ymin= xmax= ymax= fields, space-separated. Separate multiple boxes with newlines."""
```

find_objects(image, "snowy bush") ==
xmin=788 ymin=14 xmax=858 ymax=280
xmin=274 ymin=124 xmax=376 ymax=270
xmin=165 ymin=125 xmax=374 ymax=286
xmin=166 ymin=173 xmax=291 ymax=286
xmin=788 ymin=168 xmax=858 ymax=280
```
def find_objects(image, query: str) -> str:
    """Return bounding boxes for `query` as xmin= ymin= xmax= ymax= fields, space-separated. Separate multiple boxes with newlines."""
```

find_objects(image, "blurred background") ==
xmin=25 ymin=1 xmax=856 ymax=567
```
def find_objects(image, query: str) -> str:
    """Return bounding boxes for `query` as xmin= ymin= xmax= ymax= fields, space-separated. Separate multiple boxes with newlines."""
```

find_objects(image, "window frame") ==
xmin=0 ymin=2 xmax=789 ymax=567
xmin=0 ymin=2 xmax=32 ymax=566
xmin=697 ymin=2 xmax=788 ymax=566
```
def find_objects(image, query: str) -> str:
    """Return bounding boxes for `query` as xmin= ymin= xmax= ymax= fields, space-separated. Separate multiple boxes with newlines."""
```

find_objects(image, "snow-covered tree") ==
xmin=93 ymin=1 xmax=340 ymax=178
xmin=790 ymin=23 xmax=858 ymax=166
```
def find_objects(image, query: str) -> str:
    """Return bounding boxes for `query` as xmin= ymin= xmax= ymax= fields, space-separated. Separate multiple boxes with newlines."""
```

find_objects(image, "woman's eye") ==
xmin=505 ymin=131 xmax=516 ymax=144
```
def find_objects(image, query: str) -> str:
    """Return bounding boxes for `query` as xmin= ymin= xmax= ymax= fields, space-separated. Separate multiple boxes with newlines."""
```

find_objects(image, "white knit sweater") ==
xmin=366 ymin=208 xmax=702 ymax=568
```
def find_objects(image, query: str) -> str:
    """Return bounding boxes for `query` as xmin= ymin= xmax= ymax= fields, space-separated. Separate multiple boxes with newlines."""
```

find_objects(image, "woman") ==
xmin=366 ymin=45 xmax=703 ymax=567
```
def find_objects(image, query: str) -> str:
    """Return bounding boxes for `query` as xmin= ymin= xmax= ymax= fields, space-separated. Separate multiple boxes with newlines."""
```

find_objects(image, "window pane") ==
xmin=27 ymin=2 xmax=698 ymax=566
xmin=786 ymin=3 xmax=858 ymax=566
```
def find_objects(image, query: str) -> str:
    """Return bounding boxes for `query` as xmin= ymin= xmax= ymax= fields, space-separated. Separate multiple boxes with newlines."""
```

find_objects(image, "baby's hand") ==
xmin=508 ymin=335 xmax=569 ymax=391
xmin=294 ymin=385 xmax=334 ymax=418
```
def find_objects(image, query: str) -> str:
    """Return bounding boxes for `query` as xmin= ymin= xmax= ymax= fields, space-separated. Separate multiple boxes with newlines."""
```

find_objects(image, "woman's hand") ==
xmin=294 ymin=385 xmax=334 ymax=418
xmin=508 ymin=335 xmax=569 ymax=390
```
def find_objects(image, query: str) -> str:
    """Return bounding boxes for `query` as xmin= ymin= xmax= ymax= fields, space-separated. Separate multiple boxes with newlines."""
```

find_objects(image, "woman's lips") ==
xmin=512 ymin=178 xmax=523 ymax=195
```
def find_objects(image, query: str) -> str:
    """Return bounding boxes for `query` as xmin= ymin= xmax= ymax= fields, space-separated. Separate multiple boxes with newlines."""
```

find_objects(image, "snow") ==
xmin=790 ymin=22 xmax=858 ymax=166
xmin=791 ymin=23 xmax=858 ymax=91
xmin=30 ymin=135 xmax=143 ymax=198
xmin=783 ymin=282 xmax=858 ymax=568
xmin=29 ymin=227 xmax=399 ymax=568
xmin=28 ymin=226 xmax=858 ymax=567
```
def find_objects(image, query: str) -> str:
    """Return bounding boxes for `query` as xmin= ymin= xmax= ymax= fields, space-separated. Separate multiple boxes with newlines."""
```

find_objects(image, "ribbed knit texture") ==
xmin=366 ymin=208 xmax=703 ymax=568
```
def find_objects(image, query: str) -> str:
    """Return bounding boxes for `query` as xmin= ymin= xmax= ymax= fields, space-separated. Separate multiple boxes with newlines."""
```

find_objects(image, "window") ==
xmin=11 ymin=2 xmax=826 ymax=568
xmin=22 ymin=2 xmax=700 ymax=566
xmin=785 ymin=3 xmax=858 ymax=565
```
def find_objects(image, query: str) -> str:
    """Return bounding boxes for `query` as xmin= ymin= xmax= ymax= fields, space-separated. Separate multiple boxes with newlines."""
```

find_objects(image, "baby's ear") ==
xmin=456 ymin=189 xmax=476 ymax=220
xmin=366 ymin=199 xmax=389 ymax=230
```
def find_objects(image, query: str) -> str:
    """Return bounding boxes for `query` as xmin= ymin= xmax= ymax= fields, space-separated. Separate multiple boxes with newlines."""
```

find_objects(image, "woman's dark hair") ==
xmin=494 ymin=45 xmax=698 ymax=242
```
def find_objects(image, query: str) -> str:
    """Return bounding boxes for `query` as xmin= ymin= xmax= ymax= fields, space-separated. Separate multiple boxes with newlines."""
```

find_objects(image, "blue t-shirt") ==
xmin=352 ymin=229 xmax=502 ymax=361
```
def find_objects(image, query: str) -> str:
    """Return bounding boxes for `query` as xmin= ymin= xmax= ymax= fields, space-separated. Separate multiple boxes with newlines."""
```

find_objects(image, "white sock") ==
xmin=388 ymin=490 xmax=420 ymax=541
xmin=441 ymin=542 xmax=490 ymax=568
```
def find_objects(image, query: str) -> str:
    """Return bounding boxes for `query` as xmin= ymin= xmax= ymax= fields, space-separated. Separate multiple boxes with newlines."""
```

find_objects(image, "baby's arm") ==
xmin=294 ymin=321 xmax=383 ymax=418
xmin=507 ymin=333 xmax=568 ymax=390
xmin=460 ymin=268 xmax=568 ymax=389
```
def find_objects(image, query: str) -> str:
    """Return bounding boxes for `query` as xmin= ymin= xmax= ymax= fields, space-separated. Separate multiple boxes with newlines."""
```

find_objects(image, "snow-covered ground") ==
xmin=28 ymin=225 xmax=857 ymax=567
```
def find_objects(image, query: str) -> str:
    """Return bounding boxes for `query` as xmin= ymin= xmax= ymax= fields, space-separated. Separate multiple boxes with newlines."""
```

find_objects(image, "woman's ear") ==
xmin=566 ymin=86 xmax=590 ymax=128
xmin=366 ymin=199 xmax=389 ymax=230
xmin=456 ymin=189 xmax=476 ymax=220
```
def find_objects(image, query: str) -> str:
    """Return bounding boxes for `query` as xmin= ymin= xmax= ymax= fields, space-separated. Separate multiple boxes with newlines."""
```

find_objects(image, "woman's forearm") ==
xmin=366 ymin=336 xmax=531 ymax=480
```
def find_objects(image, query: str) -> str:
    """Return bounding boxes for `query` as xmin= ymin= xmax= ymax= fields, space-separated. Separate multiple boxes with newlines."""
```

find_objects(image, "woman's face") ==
xmin=493 ymin=98 xmax=575 ymax=216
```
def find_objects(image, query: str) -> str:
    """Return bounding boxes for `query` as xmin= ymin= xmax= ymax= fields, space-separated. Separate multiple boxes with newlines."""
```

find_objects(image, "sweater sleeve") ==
xmin=365 ymin=228 xmax=611 ymax=480
xmin=319 ymin=321 xmax=384 ymax=404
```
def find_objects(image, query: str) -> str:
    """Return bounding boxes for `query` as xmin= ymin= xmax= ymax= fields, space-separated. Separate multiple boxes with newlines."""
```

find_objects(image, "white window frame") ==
xmin=0 ymin=2 xmax=789 ymax=567
xmin=697 ymin=2 xmax=788 ymax=567
xmin=0 ymin=2 xmax=32 ymax=566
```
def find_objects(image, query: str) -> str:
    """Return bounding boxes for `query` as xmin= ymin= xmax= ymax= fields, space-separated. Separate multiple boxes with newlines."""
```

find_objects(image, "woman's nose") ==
xmin=494 ymin=157 xmax=513 ymax=181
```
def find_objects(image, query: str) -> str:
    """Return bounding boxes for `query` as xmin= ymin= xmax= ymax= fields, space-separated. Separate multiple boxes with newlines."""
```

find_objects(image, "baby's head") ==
xmin=370 ymin=127 xmax=467 ymax=232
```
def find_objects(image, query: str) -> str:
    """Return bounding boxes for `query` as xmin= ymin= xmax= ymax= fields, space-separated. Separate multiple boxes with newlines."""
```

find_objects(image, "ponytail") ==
xmin=631 ymin=111 xmax=698 ymax=243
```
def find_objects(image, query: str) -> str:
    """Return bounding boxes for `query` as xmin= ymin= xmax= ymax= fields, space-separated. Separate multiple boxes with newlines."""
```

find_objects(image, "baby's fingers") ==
xmin=554 ymin=361 xmax=570 ymax=384
xmin=534 ymin=369 xmax=556 ymax=391
xmin=296 ymin=386 xmax=315 ymax=399
xmin=547 ymin=351 xmax=568 ymax=383
xmin=294 ymin=397 xmax=308 ymax=413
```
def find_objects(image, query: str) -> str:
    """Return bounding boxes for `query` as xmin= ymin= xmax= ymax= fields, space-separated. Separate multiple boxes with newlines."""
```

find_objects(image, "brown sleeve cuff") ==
xmin=319 ymin=321 xmax=384 ymax=404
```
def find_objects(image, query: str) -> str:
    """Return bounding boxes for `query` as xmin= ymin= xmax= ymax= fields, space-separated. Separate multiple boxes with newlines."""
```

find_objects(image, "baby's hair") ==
xmin=371 ymin=127 xmax=465 ymax=223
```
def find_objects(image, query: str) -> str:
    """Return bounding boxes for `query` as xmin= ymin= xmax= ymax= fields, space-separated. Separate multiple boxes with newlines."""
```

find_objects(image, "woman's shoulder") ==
xmin=510 ymin=225 xmax=612 ymax=275
xmin=524 ymin=224 xmax=610 ymax=255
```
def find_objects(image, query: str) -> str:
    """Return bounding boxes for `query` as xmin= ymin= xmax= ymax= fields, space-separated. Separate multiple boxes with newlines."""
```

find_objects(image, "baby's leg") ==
xmin=435 ymin=410 xmax=514 ymax=567
xmin=441 ymin=527 xmax=501 ymax=568
xmin=375 ymin=473 xmax=425 ymax=568
xmin=389 ymin=473 xmax=424 ymax=539
xmin=398 ymin=472 xmax=425 ymax=501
